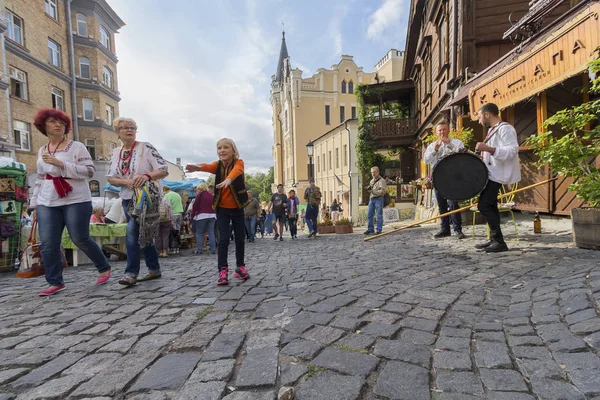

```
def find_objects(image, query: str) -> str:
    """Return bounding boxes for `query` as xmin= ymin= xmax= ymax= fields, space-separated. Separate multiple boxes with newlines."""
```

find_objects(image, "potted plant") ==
xmin=525 ymin=53 xmax=600 ymax=250
xmin=334 ymin=218 xmax=354 ymax=234
xmin=317 ymin=218 xmax=335 ymax=234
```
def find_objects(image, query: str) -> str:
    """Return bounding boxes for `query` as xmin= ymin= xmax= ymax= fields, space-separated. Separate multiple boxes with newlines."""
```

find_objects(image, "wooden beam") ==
xmin=536 ymin=91 xmax=548 ymax=133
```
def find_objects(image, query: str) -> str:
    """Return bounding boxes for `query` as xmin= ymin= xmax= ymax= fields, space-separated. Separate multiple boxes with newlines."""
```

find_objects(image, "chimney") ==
xmin=176 ymin=157 xmax=181 ymax=167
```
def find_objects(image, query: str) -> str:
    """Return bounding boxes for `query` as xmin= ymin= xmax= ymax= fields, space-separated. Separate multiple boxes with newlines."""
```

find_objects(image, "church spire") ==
xmin=274 ymin=30 xmax=289 ymax=84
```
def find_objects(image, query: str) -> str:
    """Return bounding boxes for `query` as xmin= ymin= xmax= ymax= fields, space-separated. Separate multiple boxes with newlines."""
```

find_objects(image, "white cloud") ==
xmin=367 ymin=0 xmax=404 ymax=40
xmin=328 ymin=6 xmax=347 ymax=59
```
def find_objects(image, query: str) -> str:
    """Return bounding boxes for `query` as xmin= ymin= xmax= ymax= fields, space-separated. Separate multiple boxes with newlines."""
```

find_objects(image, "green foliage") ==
xmin=258 ymin=167 xmax=275 ymax=203
xmin=307 ymin=364 xmax=326 ymax=377
xmin=423 ymin=126 xmax=475 ymax=148
xmin=318 ymin=217 xmax=333 ymax=226
xmin=525 ymin=52 xmax=600 ymax=208
xmin=334 ymin=218 xmax=352 ymax=226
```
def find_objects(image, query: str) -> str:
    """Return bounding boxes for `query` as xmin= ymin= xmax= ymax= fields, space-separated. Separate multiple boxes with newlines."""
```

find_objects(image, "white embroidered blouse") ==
xmin=30 ymin=140 xmax=95 ymax=208
xmin=106 ymin=141 xmax=168 ymax=200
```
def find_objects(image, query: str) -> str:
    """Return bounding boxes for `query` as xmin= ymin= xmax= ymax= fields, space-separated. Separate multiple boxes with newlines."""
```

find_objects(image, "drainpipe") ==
xmin=66 ymin=0 xmax=79 ymax=141
xmin=344 ymin=120 xmax=354 ymax=222
xmin=1 ymin=0 xmax=13 ymax=154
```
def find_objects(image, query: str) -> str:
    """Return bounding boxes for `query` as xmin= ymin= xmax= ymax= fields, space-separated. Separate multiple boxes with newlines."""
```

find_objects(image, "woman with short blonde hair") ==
xmin=189 ymin=181 xmax=216 ymax=255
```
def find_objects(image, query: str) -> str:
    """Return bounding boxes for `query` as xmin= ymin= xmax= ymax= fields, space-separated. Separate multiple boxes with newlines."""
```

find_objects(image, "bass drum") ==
xmin=432 ymin=152 xmax=488 ymax=201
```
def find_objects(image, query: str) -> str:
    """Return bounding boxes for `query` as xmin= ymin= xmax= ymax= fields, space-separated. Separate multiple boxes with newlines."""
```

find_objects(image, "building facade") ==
xmin=0 ymin=0 xmax=124 ymax=194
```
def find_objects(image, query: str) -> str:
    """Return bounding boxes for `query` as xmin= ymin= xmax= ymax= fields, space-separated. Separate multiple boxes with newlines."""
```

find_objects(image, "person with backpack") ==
xmin=157 ymin=196 xmax=174 ymax=258
xmin=364 ymin=166 xmax=387 ymax=235
xmin=304 ymin=178 xmax=321 ymax=238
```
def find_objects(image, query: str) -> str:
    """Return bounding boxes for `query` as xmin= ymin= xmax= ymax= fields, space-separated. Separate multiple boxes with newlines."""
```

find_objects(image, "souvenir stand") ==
xmin=0 ymin=158 xmax=28 ymax=272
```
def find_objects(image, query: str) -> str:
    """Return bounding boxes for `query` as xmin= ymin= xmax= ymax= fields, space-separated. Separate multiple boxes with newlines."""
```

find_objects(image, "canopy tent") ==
xmin=103 ymin=178 xmax=206 ymax=198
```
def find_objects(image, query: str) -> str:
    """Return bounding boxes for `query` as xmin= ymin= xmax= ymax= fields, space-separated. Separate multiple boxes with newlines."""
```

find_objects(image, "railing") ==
xmin=364 ymin=118 xmax=418 ymax=145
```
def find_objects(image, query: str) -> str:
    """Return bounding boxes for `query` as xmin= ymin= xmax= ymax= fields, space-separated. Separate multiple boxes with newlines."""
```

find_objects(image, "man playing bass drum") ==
xmin=475 ymin=103 xmax=521 ymax=253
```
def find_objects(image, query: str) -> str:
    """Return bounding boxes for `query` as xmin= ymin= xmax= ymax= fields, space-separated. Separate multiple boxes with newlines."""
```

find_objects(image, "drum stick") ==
xmin=364 ymin=177 xmax=557 ymax=242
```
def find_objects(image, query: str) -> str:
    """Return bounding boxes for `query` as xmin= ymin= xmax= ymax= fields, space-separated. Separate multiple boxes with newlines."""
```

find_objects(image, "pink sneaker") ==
xmin=234 ymin=266 xmax=250 ymax=281
xmin=38 ymin=285 xmax=66 ymax=296
xmin=217 ymin=267 xmax=229 ymax=285
xmin=97 ymin=268 xmax=111 ymax=285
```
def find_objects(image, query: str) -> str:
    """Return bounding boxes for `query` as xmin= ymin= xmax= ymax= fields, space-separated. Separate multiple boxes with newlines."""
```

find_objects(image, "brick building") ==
xmin=0 ymin=0 xmax=124 ymax=194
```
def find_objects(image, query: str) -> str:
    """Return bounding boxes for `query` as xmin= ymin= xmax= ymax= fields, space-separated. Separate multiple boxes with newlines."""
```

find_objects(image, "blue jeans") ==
xmin=195 ymin=217 xmax=216 ymax=253
xmin=305 ymin=204 xmax=319 ymax=233
xmin=216 ymin=207 xmax=245 ymax=271
xmin=367 ymin=196 xmax=384 ymax=233
xmin=245 ymin=215 xmax=257 ymax=241
xmin=435 ymin=190 xmax=462 ymax=233
xmin=37 ymin=202 xmax=110 ymax=286
xmin=122 ymin=200 xmax=160 ymax=277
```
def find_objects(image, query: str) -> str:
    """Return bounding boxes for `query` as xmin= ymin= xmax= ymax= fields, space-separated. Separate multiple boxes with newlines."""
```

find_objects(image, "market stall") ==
xmin=0 ymin=158 xmax=28 ymax=272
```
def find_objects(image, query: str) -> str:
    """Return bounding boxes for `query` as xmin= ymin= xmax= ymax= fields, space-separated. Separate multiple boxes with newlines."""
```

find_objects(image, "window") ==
xmin=51 ymin=87 xmax=64 ymax=111
xmin=76 ymin=14 xmax=88 ymax=36
xmin=102 ymin=66 xmax=113 ymax=89
xmin=45 ymin=0 xmax=58 ymax=19
xmin=340 ymin=106 xmax=345 ymax=123
xmin=79 ymin=57 xmax=90 ymax=79
xmin=328 ymin=151 xmax=332 ymax=170
xmin=343 ymin=145 xmax=348 ymax=166
xmin=317 ymin=156 xmax=320 ymax=173
xmin=348 ymin=81 xmax=354 ymax=94
xmin=82 ymin=98 xmax=94 ymax=121
xmin=89 ymin=180 xmax=100 ymax=197
xmin=424 ymin=48 xmax=432 ymax=95
xmin=322 ymin=153 xmax=325 ymax=171
xmin=325 ymin=105 xmax=330 ymax=125
xmin=439 ymin=17 xmax=448 ymax=67
xmin=105 ymin=104 xmax=115 ymax=125
xmin=335 ymin=148 xmax=339 ymax=168
xmin=48 ymin=39 xmax=61 ymax=68
xmin=351 ymin=106 xmax=357 ymax=119
xmin=13 ymin=121 xmax=31 ymax=151
xmin=100 ymin=26 xmax=110 ymax=50
xmin=341 ymin=80 xmax=347 ymax=93
xmin=9 ymin=67 xmax=28 ymax=100
xmin=5 ymin=11 xmax=24 ymax=46
xmin=85 ymin=139 xmax=96 ymax=160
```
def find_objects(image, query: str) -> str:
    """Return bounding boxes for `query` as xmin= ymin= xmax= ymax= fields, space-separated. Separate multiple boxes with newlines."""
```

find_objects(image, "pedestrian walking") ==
xmin=30 ymin=108 xmax=112 ymax=296
xmin=259 ymin=205 xmax=267 ymax=238
xmin=330 ymin=198 xmax=342 ymax=223
xmin=268 ymin=184 xmax=288 ymax=241
xmin=244 ymin=190 xmax=261 ymax=242
xmin=107 ymin=117 xmax=169 ymax=286
xmin=304 ymin=178 xmax=321 ymax=238
xmin=157 ymin=197 xmax=173 ymax=257
xmin=163 ymin=185 xmax=183 ymax=254
xmin=287 ymin=189 xmax=300 ymax=239
xmin=185 ymin=138 xmax=250 ymax=285
xmin=190 ymin=183 xmax=216 ymax=255
xmin=364 ymin=166 xmax=387 ymax=235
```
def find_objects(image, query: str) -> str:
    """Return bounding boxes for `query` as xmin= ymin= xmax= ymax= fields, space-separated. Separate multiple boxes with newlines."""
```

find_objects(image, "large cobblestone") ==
xmin=0 ymin=222 xmax=598 ymax=399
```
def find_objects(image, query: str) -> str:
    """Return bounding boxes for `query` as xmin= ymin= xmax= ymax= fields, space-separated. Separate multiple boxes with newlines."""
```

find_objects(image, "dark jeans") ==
xmin=288 ymin=217 xmax=298 ymax=237
xmin=244 ymin=215 xmax=257 ymax=241
xmin=195 ymin=218 xmax=216 ymax=253
xmin=122 ymin=199 xmax=160 ymax=277
xmin=305 ymin=204 xmax=319 ymax=233
xmin=37 ymin=202 xmax=110 ymax=286
xmin=477 ymin=180 xmax=505 ymax=244
xmin=434 ymin=190 xmax=462 ymax=233
xmin=216 ymin=207 xmax=245 ymax=270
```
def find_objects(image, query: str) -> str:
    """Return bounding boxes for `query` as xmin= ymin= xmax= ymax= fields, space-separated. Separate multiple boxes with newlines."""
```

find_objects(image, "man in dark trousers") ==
xmin=474 ymin=103 xmax=521 ymax=253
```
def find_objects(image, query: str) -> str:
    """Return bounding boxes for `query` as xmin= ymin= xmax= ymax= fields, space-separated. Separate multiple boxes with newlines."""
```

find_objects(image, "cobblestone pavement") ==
xmin=1 ymin=221 xmax=600 ymax=400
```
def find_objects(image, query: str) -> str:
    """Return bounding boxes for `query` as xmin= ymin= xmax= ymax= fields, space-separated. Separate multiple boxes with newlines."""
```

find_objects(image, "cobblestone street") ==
xmin=1 ymin=222 xmax=600 ymax=400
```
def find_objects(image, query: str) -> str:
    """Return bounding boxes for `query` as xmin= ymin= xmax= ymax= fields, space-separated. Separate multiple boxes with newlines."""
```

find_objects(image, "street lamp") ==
xmin=306 ymin=140 xmax=314 ymax=181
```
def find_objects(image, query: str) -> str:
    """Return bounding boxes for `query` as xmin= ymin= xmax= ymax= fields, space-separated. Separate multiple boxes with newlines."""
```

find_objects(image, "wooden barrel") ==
xmin=571 ymin=208 xmax=600 ymax=250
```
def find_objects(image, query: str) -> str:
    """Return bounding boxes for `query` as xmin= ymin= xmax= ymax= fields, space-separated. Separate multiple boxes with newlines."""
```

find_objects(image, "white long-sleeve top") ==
xmin=30 ymin=140 xmax=95 ymax=208
xmin=106 ymin=141 xmax=168 ymax=200
xmin=483 ymin=122 xmax=521 ymax=185
xmin=423 ymin=138 xmax=465 ymax=166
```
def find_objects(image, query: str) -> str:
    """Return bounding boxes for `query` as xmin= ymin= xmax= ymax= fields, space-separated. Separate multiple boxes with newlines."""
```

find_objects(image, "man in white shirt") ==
xmin=424 ymin=122 xmax=467 ymax=239
xmin=475 ymin=103 xmax=521 ymax=253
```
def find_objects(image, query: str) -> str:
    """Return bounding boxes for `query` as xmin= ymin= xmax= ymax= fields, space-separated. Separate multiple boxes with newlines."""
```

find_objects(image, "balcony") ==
xmin=364 ymin=118 xmax=418 ymax=147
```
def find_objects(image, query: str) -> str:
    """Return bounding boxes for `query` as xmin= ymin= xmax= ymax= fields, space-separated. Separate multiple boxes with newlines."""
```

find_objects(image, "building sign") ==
xmin=469 ymin=4 xmax=600 ymax=118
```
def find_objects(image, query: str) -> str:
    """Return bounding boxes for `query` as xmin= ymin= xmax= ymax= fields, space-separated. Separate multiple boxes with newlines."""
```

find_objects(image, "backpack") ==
xmin=308 ymin=187 xmax=322 ymax=207
xmin=159 ymin=199 xmax=169 ymax=222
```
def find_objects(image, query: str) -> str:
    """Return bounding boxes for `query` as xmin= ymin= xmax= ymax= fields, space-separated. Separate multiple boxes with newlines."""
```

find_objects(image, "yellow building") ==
xmin=0 ymin=0 xmax=124 ymax=195
xmin=374 ymin=49 xmax=405 ymax=83
xmin=270 ymin=32 xmax=379 ymax=198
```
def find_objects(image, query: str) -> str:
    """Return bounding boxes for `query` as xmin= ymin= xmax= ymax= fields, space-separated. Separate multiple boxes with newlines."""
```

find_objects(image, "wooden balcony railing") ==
xmin=364 ymin=118 xmax=418 ymax=146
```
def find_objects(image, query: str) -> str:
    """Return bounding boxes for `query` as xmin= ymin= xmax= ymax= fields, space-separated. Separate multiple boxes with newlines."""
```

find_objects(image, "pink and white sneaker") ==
xmin=37 ymin=285 xmax=67 ymax=296
xmin=234 ymin=266 xmax=250 ymax=281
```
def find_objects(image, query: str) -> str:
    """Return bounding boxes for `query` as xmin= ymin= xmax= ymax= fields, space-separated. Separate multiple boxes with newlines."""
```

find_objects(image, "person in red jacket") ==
xmin=186 ymin=138 xmax=250 ymax=285
xmin=189 ymin=183 xmax=216 ymax=255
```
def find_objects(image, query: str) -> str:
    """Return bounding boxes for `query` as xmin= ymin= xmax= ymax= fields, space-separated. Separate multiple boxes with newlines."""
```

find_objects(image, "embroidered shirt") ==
xmin=30 ymin=140 xmax=95 ymax=208
xmin=423 ymin=138 xmax=465 ymax=166
xmin=483 ymin=122 xmax=521 ymax=185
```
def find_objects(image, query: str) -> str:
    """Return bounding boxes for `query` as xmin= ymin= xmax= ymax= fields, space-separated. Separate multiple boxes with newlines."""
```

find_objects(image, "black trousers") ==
xmin=477 ymin=180 xmax=504 ymax=244
xmin=288 ymin=217 xmax=298 ymax=237
xmin=216 ymin=207 xmax=245 ymax=270
xmin=434 ymin=190 xmax=462 ymax=233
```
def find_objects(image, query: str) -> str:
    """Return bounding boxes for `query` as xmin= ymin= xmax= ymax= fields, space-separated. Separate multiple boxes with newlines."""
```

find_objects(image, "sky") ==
xmin=106 ymin=0 xmax=410 ymax=177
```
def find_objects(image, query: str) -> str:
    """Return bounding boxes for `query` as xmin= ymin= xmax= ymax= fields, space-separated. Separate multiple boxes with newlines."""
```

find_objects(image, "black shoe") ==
xmin=433 ymin=230 xmax=451 ymax=239
xmin=280 ymin=237 xmax=283 ymax=241
xmin=484 ymin=242 xmax=509 ymax=252
xmin=364 ymin=230 xmax=374 ymax=235
xmin=475 ymin=240 xmax=495 ymax=249
xmin=456 ymin=232 xmax=467 ymax=240
xmin=307 ymin=232 xmax=313 ymax=238
xmin=273 ymin=233 xmax=279 ymax=240
xmin=312 ymin=231 xmax=317 ymax=237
